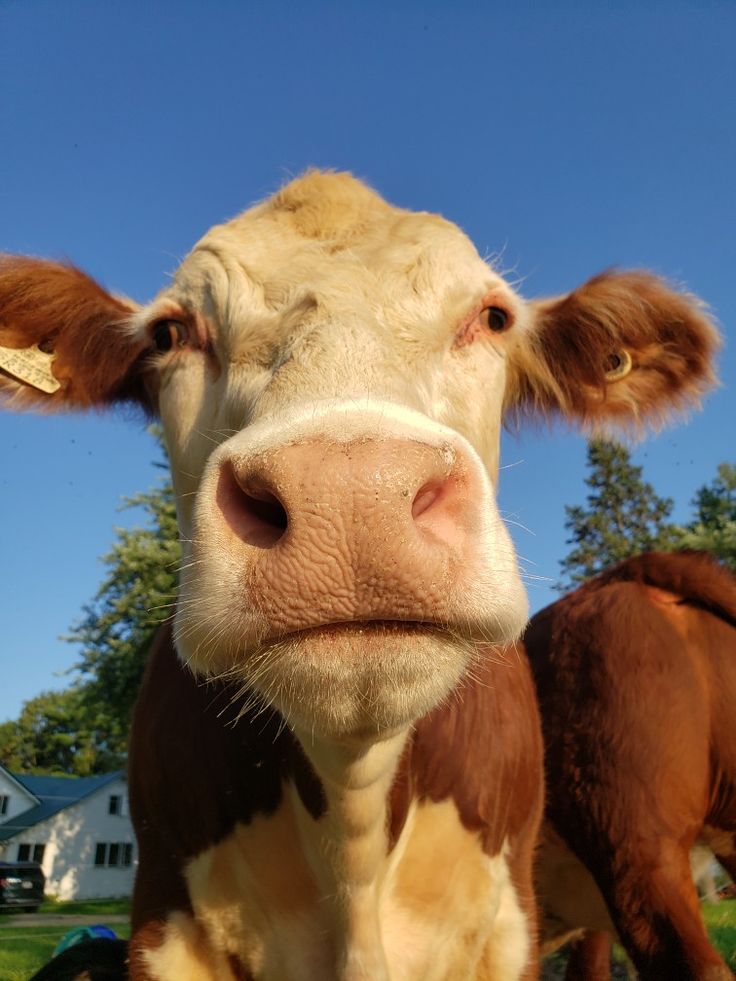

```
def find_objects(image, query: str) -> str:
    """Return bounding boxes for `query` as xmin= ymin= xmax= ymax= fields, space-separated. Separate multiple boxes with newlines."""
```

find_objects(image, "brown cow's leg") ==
xmin=564 ymin=931 xmax=613 ymax=981
xmin=512 ymin=836 xmax=543 ymax=981
xmin=601 ymin=841 xmax=732 ymax=981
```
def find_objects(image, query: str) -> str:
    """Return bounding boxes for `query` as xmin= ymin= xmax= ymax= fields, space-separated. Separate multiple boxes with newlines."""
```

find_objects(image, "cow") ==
xmin=527 ymin=551 xmax=736 ymax=980
xmin=0 ymin=172 xmax=719 ymax=980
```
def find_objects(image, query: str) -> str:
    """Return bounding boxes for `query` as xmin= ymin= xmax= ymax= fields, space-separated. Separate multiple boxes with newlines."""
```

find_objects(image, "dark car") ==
xmin=0 ymin=861 xmax=45 ymax=912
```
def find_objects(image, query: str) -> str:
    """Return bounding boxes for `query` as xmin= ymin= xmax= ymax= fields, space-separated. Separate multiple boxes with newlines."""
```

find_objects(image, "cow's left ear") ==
xmin=504 ymin=270 xmax=720 ymax=432
xmin=0 ymin=255 xmax=149 ymax=412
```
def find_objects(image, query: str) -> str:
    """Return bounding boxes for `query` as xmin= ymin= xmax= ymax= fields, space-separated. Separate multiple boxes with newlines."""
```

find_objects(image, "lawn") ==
xmin=37 ymin=896 xmax=130 ymax=917
xmin=0 ymin=898 xmax=130 ymax=981
xmin=703 ymin=900 xmax=736 ymax=970
xmin=1 ymin=898 xmax=734 ymax=979
xmin=541 ymin=900 xmax=736 ymax=978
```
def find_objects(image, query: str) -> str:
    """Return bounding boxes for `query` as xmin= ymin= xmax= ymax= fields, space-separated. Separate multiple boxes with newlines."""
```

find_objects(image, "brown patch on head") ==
xmin=0 ymin=256 xmax=148 ymax=409
xmin=506 ymin=270 xmax=720 ymax=433
xmin=268 ymin=170 xmax=393 ymax=245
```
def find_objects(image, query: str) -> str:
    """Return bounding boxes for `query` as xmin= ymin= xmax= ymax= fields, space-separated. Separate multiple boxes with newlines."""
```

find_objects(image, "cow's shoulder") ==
xmin=129 ymin=625 xmax=323 ymax=867
xmin=391 ymin=648 xmax=543 ymax=857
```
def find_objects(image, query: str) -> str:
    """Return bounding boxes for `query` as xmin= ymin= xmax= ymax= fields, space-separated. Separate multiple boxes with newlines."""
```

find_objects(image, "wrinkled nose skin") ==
xmin=216 ymin=436 xmax=488 ymax=636
xmin=179 ymin=406 xmax=526 ymax=733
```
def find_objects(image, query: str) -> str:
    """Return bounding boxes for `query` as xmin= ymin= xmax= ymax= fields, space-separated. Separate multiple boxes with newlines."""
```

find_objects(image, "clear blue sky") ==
xmin=1 ymin=1 xmax=734 ymax=722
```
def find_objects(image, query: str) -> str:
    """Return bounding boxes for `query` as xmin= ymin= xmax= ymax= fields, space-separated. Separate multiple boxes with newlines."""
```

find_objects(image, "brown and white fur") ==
xmin=0 ymin=172 xmax=720 ymax=979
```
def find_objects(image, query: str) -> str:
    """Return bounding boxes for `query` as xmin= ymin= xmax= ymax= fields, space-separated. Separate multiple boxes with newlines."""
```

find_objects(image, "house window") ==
xmin=95 ymin=842 xmax=134 ymax=868
xmin=0 ymin=795 xmax=8 ymax=815
xmin=17 ymin=843 xmax=44 ymax=863
xmin=107 ymin=794 xmax=128 ymax=816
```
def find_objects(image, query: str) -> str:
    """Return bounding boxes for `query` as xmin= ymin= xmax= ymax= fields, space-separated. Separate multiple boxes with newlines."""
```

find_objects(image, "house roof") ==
xmin=0 ymin=766 xmax=40 ymax=804
xmin=0 ymin=770 xmax=123 ymax=841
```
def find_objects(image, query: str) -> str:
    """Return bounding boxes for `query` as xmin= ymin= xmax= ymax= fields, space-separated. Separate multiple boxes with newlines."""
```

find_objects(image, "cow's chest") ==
xmin=141 ymin=795 xmax=529 ymax=980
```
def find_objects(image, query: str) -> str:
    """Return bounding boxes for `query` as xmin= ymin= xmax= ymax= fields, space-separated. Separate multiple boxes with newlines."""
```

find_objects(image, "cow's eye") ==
xmin=152 ymin=320 xmax=190 ymax=352
xmin=480 ymin=306 xmax=510 ymax=333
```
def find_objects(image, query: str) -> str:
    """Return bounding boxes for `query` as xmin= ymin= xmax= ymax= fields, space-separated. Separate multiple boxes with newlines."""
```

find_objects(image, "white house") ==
xmin=0 ymin=764 xmax=136 ymax=900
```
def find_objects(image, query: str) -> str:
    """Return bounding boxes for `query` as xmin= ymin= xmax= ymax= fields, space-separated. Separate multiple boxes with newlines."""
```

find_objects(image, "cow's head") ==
xmin=0 ymin=172 xmax=719 ymax=738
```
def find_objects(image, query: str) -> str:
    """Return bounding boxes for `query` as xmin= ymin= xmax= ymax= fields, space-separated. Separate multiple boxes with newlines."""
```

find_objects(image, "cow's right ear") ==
xmin=504 ymin=270 xmax=720 ymax=434
xmin=0 ymin=256 xmax=150 ymax=411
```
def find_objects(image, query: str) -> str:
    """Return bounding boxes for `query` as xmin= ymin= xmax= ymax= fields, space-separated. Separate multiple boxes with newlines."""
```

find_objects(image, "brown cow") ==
xmin=527 ymin=551 xmax=736 ymax=981
xmin=0 ymin=172 xmax=719 ymax=979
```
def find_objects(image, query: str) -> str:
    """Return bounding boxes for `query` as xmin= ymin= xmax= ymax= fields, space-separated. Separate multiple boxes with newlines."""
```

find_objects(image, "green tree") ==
xmin=675 ymin=463 xmax=736 ymax=571
xmin=66 ymin=476 xmax=180 ymax=764
xmin=558 ymin=439 xmax=678 ymax=590
xmin=0 ymin=688 xmax=116 ymax=776
xmin=0 ymin=433 xmax=181 ymax=776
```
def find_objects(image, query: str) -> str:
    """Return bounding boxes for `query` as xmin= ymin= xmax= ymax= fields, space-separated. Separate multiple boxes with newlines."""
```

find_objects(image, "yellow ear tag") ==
xmin=0 ymin=343 xmax=61 ymax=394
xmin=604 ymin=349 xmax=633 ymax=382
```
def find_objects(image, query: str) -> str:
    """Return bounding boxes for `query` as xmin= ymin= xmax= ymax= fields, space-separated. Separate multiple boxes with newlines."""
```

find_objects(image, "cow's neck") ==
xmin=290 ymin=726 xmax=409 ymax=981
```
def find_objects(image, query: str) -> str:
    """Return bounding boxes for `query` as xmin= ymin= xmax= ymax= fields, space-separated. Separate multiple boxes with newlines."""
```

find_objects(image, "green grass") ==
xmin=703 ymin=900 xmax=736 ymax=970
xmin=36 ymin=896 xmax=131 ymax=917
xmin=1 ymin=898 xmax=734 ymax=979
xmin=0 ymin=921 xmax=130 ymax=981
xmin=542 ymin=901 xmax=736 ymax=978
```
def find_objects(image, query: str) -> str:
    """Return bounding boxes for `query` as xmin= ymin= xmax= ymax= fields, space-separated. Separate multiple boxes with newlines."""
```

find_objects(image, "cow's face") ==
xmin=130 ymin=174 xmax=530 ymax=735
xmin=0 ymin=172 xmax=719 ymax=738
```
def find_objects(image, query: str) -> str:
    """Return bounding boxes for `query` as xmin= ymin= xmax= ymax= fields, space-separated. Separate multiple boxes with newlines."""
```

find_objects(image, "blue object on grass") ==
xmin=52 ymin=923 xmax=118 ymax=956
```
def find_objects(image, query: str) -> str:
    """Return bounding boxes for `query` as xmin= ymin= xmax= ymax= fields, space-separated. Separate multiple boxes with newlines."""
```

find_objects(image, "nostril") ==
xmin=411 ymin=482 xmax=443 ymax=520
xmin=217 ymin=463 xmax=288 ymax=548
xmin=243 ymin=489 xmax=288 ymax=530
xmin=411 ymin=477 xmax=465 ymax=548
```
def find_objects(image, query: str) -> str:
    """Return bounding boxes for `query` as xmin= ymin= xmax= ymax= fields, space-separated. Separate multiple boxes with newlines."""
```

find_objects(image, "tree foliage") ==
xmin=65 ymin=477 xmax=180 ymax=765
xmin=558 ymin=440 xmax=678 ymax=589
xmin=0 ymin=434 xmax=180 ymax=775
xmin=674 ymin=463 xmax=736 ymax=571
xmin=0 ymin=688 xmax=117 ymax=776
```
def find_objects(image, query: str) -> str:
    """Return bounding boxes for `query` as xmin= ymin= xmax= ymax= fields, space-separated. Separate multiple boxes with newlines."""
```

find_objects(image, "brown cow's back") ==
xmin=527 ymin=551 xmax=736 ymax=981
